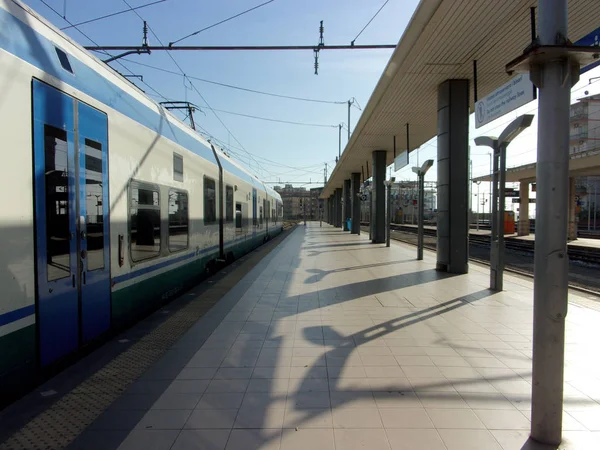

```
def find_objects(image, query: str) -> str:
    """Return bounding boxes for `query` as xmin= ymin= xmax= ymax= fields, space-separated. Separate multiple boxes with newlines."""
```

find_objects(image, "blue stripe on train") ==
xmin=0 ymin=305 xmax=35 ymax=327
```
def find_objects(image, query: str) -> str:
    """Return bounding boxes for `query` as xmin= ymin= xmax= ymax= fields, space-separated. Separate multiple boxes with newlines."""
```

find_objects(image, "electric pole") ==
xmin=338 ymin=124 xmax=342 ymax=158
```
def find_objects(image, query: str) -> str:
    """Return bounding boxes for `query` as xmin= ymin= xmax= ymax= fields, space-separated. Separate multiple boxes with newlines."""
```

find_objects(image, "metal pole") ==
xmin=476 ymin=183 xmax=480 ymax=231
xmin=497 ymin=144 xmax=507 ymax=291
xmin=338 ymin=124 xmax=342 ymax=159
xmin=347 ymin=100 xmax=351 ymax=141
xmin=417 ymin=173 xmax=425 ymax=260
xmin=531 ymin=0 xmax=570 ymax=444
xmin=490 ymin=144 xmax=500 ymax=290
xmin=386 ymin=183 xmax=391 ymax=247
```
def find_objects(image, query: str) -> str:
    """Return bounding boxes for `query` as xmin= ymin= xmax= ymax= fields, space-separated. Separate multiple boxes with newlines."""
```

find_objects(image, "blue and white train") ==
xmin=0 ymin=0 xmax=283 ymax=401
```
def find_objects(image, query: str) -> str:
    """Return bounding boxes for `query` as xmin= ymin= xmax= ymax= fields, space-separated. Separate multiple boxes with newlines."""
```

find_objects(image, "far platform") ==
xmin=1 ymin=222 xmax=599 ymax=450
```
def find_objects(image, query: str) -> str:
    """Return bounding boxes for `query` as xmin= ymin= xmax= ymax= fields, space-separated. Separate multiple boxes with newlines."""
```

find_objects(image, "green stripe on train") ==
xmin=111 ymin=234 xmax=268 ymax=328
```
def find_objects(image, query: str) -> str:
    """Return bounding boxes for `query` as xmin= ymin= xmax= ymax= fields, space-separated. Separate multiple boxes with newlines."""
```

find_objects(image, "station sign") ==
xmin=504 ymin=190 xmax=520 ymax=197
xmin=575 ymin=26 xmax=600 ymax=74
xmin=512 ymin=198 xmax=536 ymax=204
xmin=475 ymin=74 xmax=535 ymax=128
xmin=394 ymin=149 xmax=409 ymax=171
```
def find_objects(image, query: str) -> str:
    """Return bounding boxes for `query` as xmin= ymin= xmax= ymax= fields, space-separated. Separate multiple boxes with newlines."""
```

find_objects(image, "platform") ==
xmin=1 ymin=223 xmax=600 ymax=450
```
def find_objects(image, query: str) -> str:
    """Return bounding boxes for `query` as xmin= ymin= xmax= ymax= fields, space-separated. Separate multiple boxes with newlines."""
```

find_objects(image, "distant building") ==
xmin=570 ymin=94 xmax=600 ymax=230
xmin=274 ymin=184 xmax=310 ymax=220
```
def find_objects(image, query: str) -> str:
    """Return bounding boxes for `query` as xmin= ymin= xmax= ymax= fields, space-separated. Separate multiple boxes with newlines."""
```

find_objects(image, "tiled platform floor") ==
xmin=77 ymin=223 xmax=600 ymax=449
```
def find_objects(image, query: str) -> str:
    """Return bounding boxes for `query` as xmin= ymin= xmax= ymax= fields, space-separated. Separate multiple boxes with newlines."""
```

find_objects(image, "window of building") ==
xmin=168 ymin=190 xmax=188 ymax=252
xmin=130 ymin=181 xmax=161 ymax=262
xmin=173 ymin=153 xmax=183 ymax=182
xmin=55 ymin=47 xmax=73 ymax=73
xmin=226 ymin=185 xmax=234 ymax=222
xmin=204 ymin=177 xmax=216 ymax=224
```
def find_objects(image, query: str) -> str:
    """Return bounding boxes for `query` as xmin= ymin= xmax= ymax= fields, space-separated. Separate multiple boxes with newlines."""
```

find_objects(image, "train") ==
xmin=0 ymin=0 xmax=283 ymax=402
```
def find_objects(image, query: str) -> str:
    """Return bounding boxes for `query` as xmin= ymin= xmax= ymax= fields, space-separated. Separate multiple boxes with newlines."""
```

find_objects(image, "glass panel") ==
xmin=204 ymin=178 xmax=216 ymax=224
xmin=235 ymin=203 xmax=242 ymax=229
xmin=169 ymin=190 xmax=188 ymax=252
xmin=44 ymin=125 xmax=71 ymax=281
xmin=130 ymin=183 xmax=160 ymax=261
xmin=84 ymin=139 xmax=104 ymax=271
xmin=173 ymin=152 xmax=183 ymax=182
xmin=259 ymin=206 xmax=263 ymax=226
xmin=226 ymin=185 xmax=234 ymax=222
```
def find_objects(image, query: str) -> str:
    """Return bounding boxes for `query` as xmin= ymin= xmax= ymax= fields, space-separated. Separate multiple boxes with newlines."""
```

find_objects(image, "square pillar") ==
xmin=568 ymin=177 xmax=577 ymax=240
xmin=518 ymin=182 xmax=530 ymax=236
xmin=351 ymin=173 xmax=361 ymax=234
xmin=335 ymin=188 xmax=343 ymax=228
xmin=436 ymin=79 xmax=469 ymax=274
xmin=372 ymin=150 xmax=387 ymax=243
xmin=343 ymin=179 xmax=351 ymax=231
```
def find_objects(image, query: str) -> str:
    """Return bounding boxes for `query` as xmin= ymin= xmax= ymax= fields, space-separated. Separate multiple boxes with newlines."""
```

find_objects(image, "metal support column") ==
xmin=568 ymin=177 xmax=577 ymax=240
xmin=518 ymin=182 xmax=530 ymax=236
xmin=343 ymin=179 xmax=351 ymax=231
xmin=530 ymin=0 xmax=574 ymax=443
xmin=417 ymin=174 xmax=425 ymax=259
xmin=371 ymin=150 xmax=386 ymax=243
xmin=385 ymin=180 xmax=392 ymax=247
xmin=436 ymin=79 xmax=469 ymax=273
xmin=351 ymin=173 xmax=361 ymax=234
xmin=335 ymin=188 xmax=343 ymax=228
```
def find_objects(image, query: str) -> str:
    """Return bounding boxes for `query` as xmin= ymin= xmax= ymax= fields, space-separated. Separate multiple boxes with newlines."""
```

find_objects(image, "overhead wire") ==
xmin=208 ymin=108 xmax=338 ymax=128
xmin=351 ymin=0 xmax=390 ymax=45
xmin=122 ymin=58 xmax=346 ymax=104
xmin=121 ymin=0 xmax=269 ymax=178
xmin=169 ymin=0 xmax=277 ymax=46
xmin=60 ymin=0 xmax=167 ymax=30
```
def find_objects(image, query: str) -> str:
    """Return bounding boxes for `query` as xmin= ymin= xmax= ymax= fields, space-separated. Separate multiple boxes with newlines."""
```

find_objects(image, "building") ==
xmin=570 ymin=94 xmax=600 ymax=231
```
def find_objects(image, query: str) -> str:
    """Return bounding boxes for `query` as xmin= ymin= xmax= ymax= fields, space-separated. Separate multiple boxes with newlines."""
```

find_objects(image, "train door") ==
xmin=264 ymin=198 xmax=269 ymax=232
xmin=32 ymin=80 xmax=111 ymax=367
xmin=252 ymin=188 xmax=257 ymax=229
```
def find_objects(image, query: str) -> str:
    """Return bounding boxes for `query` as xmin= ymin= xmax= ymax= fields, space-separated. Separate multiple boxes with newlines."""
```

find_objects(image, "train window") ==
xmin=259 ymin=206 xmax=263 ymax=227
xmin=44 ymin=125 xmax=71 ymax=281
xmin=204 ymin=177 xmax=216 ymax=224
xmin=84 ymin=138 xmax=105 ymax=271
xmin=225 ymin=185 xmax=234 ymax=222
xmin=54 ymin=47 xmax=73 ymax=74
xmin=168 ymin=190 xmax=188 ymax=252
xmin=130 ymin=181 xmax=161 ymax=262
xmin=173 ymin=153 xmax=183 ymax=182
xmin=235 ymin=202 xmax=242 ymax=229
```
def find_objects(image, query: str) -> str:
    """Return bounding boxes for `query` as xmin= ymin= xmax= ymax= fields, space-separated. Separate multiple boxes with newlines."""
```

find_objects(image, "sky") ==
xmin=22 ymin=0 xmax=600 ymax=202
xmin=23 ymin=0 xmax=420 ymax=186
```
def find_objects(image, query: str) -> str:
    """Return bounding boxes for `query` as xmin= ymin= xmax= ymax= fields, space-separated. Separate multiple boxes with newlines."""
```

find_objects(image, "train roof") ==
xmin=1 ymin=0 xmax=274 ymax=191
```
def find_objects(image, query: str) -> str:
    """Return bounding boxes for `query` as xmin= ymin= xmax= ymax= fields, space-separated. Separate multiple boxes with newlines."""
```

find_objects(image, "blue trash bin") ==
xmin=346 ymin=218 xmax=352 ymax=230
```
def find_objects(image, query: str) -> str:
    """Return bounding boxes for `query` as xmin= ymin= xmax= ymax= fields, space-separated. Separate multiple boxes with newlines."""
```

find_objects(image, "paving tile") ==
xmin=234 ymin=406 xmax=285 ymax=428
xmin=385 ymin=429 xmax=446 ymax=450
xmin=282 ymin=408 xmax=333 ymax=428
xmin=196 ymin=393 xmax=244 ymax=410
xmin=226 ymin=429 xmax=282 ymax=450
xmin=379 ymin=407 xmax=434 ymax=428
xmin=213 ymin=368 xmax=255 ymax=379
xmin=136 ymin=409 xmax=192 ymax=430
xmin=394 ymin=355 xmax=435 ymax=366
xmin=242 ymin=392 xmax=287 ymax=409
xmin=416 ymin=391 xmax=470 ymax=409
xmin=170 ymin=429 xmax=231 ymax=450
xmin=184 ymin=409 xmax=238 ymax=429
xmin=330 ymin=391 xmax=377 ymax=409
xmin=206 ymin=379 xmax=250 ymax=393
xmin=438 ymin=429 xmax=502 ymax=450
xmin=247 ymin=378 xmax=290 ymax=393
xmin=279 ymin=428 xmax=335 ymax=450
xmin=372 ymin=391 xmax=422 ymax=409
xmin=116 ymin=429 xmax=180 ymax=450
xmin=473 ymin=409 xmax=530 ymax=430
xmin=152 ymin=392 xmax=202 ymax=410
xmin=165 ymin=379 xmax=210 ymax=394
xmin=176 ymin=368 xmax=218 ymax=380
xmin=287 ymin=377 xmax=329 ymax=392
xmin=331 ymin=407 xmax=383 ymax=428
xmin=364 ymin=366 xmax=405 ymax=378
xmin=333 ymin=429 xmax=391 ymax=450
xmin=426 ymin=408 xmax=486 ymax=429
xmin=287 ymin=392 xmax=330 ymax=409
xmin=400 ymin=365 xmax=443 ymax=378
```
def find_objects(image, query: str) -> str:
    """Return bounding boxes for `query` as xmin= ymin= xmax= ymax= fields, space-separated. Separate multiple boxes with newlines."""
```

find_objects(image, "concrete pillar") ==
xmin=436 ymin=79 xmax=469 ymax=274
xmin=335 ymin=188 xmax=343 ymax=228
xmin=329 ymin=197 xmax=333 ymax=224
xmin=343 ymin=179 xmax=351 ymax=231
xmin=518 ymin=182 xmax=530 ymax=236
xmin=351 ymin=173 xmax=361 ymax=234
xmin=568 ymin=177 xmax=577 ymax=240
xmin=531 ymin=0 xmax=572 ymax=444
xmin=371 ymin=150 xmax=387 ymax=243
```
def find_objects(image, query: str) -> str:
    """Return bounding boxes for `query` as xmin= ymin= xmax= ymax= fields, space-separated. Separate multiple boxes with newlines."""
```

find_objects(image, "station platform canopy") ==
xmin=473 ymin=147 xmax=600 ymax=184
xmin=321 ymin=0 xmax=600 ymax=199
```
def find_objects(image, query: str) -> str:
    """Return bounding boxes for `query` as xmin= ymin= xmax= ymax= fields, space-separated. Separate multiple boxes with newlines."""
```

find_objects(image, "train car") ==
xmin=0 ymin=0 xmax=283 ymax=402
